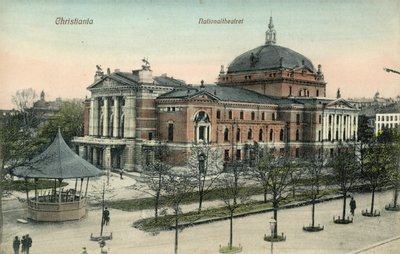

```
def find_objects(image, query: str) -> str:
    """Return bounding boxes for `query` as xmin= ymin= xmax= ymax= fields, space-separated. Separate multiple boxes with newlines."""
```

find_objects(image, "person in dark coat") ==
xmin=350 ymin=197 xmax=357 ymax=216
xmin=103 ymin=207 xmax=110 ymax=226
xmin=21 ymin=235 xmax=26 ymax=253
xmin=13 ymin=236 xmax=20 ymax=254
xmin=25 ymin=234 xmax=32 ymax=254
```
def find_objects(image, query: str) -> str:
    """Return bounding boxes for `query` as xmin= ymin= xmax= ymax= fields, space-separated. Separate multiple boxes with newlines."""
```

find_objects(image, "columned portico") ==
xmin=103 ymin=97 xmax=109 ymax=137
xmin=113 ymin=96 xmax=120 ymax=138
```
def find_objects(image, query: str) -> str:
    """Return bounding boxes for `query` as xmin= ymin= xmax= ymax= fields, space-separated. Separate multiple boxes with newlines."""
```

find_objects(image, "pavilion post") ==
xmin=34 ymin=178 xmax=38 ymax=204
xmin=54 ymin=179 xmax=57 ymax=202
xmin=84 ymin=178 xmax=89 ymax=198
xmin=79 ymin=178 xmax=84 ymax=201
xmin=58 ymin=179 xmax=63 ymax=203
xmin=74 ymin=178 xmax=78 ymax=192
xmin=25 ymin=178 xmax=29 ymax=204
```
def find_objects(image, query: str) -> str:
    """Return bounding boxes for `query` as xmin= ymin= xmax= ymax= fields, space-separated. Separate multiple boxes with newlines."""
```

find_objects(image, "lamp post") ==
xmin=269 ymin=218 xmax=276 ymax=254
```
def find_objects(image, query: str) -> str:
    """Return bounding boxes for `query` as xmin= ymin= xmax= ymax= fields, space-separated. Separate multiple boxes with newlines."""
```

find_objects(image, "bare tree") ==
xmin=218 ymin=160 xmax=248 ymax=251
xmin=187 ymin=143 xmax=223 ymax=213
xmin=265 ymin=154 xmax=299 ymax=239
xmin=362 ymin=139 xmax=395 ymax=216
xmin=133 ymin=143 xmax=171 ymax=222
xmin=303 ymin=147 xmax=329 ymax=231
xmin=162 ymin=170 xmax=196 ymax=254
xmin=11 ymin=88 xmax=40 ymax=127
xmin=331 ymin=148 xmax=359 ymax=223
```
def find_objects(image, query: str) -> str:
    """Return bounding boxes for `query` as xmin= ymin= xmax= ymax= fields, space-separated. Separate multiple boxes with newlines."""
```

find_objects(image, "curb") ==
xmin=176 ymin=194 xmax=345 ymax=229
xmin=348 ymin=235 xmax=400 ymax=254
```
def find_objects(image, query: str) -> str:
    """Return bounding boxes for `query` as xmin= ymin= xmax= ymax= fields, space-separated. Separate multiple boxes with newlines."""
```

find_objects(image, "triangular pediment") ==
xmin=326 ymin=98 xmax=355 ymax=109
xmin=88 ymin=75 xmax=138 ymax=90
xmin=188 ymin=91 xmax=219 ymax=101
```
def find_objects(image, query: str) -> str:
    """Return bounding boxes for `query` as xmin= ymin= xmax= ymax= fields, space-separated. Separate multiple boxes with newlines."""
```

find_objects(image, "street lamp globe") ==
xmin=269 ymin=218 xmax=276 ymax=234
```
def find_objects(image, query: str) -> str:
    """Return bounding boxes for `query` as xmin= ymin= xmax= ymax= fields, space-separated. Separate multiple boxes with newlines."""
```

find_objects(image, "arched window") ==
xmin=259 ymin=129 xmax=263 ymax=141
xmin=168 ymin=123 xmax=174 ymax=141
xmin=269 ymin=129 xmax=274 ymax=141
xmin=251 ymin=112 xmax=255 ymax=120
xmin=316 ymin=89 xmax=319 ymax=97
xmin=261 ymin=112 xmax=265 ymax=120
xmin=289 ymin=86 xmax=292 ymax=96
xmin=247 ymin=129 xmax=253 ymax=140
xmin=279 ymin=129 xmax=284 ymax=141
xmin=295 ymin=129 xmax=300 ymax=141
xmin=194 ymin=111 xmax=210 ymax=143
xmin=236 ymin=128 xmax=241 ymax=142
xmin=224 ymin=128 xmax=229 ymax=142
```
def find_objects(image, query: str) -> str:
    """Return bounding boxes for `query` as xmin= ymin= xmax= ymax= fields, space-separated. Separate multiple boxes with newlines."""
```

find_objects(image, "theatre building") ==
xmin=73 ymin=17 xmax=359 ymax=172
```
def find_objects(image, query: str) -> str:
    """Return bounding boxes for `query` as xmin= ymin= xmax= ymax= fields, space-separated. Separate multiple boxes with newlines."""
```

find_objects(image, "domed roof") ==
xmin=227 ymin=44 xmax=315 ymax=73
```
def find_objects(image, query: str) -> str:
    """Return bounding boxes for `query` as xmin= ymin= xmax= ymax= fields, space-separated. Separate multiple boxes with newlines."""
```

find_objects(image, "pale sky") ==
xmin=0 ymin=0 xmax=399 ymax=109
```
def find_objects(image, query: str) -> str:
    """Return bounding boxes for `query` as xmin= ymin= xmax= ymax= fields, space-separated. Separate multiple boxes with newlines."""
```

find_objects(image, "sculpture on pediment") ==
xmin=142 ymin=58 xmax=151 ymax=71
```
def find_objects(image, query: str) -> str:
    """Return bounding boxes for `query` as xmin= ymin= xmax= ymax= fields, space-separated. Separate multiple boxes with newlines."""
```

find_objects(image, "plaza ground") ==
xmin=2 ymin=173 xmax=400 ymax=254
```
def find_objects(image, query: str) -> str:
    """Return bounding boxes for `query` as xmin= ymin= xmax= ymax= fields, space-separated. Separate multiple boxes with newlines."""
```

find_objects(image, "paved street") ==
xmin=2 ymin=174 xmax=400 ymax=254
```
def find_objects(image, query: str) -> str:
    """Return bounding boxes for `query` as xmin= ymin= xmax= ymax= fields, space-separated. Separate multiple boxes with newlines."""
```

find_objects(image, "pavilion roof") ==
xmin=12 ymin=129 xmax=103 ymax=179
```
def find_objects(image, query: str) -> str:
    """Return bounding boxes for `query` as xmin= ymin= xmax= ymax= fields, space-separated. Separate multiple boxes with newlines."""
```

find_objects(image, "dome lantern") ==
xmin=265 ymin=16 xmax=276 ymax=45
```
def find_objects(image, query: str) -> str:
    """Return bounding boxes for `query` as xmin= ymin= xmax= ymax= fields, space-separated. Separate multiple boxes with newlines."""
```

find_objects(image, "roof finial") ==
xmin=265 ymin=15 xmax=276 ymax=45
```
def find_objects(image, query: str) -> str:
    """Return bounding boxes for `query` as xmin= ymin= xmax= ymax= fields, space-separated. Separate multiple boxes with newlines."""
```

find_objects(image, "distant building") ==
xmin=348 ymin=91 xmax=395 ymax=110
xmin=32 ymin=90 xmax=63 ymax=122
xmin=375 ymin=103 xmax=400 ymax=135
xmin=72 ymin=17 xmax=359 ymax=172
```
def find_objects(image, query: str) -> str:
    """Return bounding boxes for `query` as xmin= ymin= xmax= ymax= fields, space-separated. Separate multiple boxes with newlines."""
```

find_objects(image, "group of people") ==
xmin=12 ymin=234 xmax=32 ymax=254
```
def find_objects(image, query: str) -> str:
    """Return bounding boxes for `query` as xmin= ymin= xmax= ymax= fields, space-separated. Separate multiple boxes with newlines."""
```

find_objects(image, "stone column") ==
xmin=89 ymin=99 xmax=94 ymax=136
xmin=332 ymin=114 xmax=336 ymax=140
xmin=323 ymin=113 xmax=327 ymax=140
xmin=93 ymin=97 xmax=101 ymax=136
xmin=338 ymin=114 xmax=342 ymax=141
xmin=103 ymin=97 xmax=109 ymax=137
xmin=104 ymin=146 xmax=112 ymax=169
xmin=124 ymin=95 xmax=136 ymax=138
xmin=79 ymin=146 xmax=85 ymax=159
xmin=113 ymin=96 xmax=120 ymax=137
xmin=124 ymin=144 xmax=135 ymax=171
xmin=93 ymin=147 xmax=98 ymax=166
xmin=354 ymin=115 xmax=358 ymax=140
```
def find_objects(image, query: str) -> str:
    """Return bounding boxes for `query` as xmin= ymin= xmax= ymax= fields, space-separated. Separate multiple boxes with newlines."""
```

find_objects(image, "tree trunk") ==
xmin=229 ymin=211 xmax=233 ymax=249
xmin=342 ymin=192 xmax=347 ymax=220
xmin=394 ymin=183 xmax=399 ymax=207
xmin=174 ymin=209 xmax=179 ymax=254
xmin=198 ymin=184 xmax=204 ymax=213
xmin=273 ymin=202 xmax=278 ymax=238
xmin=263 ymin=186 xmax=268 ymax=203
xmin=370 ymin=188 xmax=375 ymax=214
xmin=311 ymin=195 xmax=315 ymax=227
xmin=155 ymin=190 xmax=160 ymax=222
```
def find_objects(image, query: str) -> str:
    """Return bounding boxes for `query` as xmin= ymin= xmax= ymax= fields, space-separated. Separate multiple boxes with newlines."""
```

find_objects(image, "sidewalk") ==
xmin=2 ymin=185 xmax=399 ymax=254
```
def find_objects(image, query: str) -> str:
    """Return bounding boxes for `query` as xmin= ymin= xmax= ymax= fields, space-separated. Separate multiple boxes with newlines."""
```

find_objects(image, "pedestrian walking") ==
xmin=13 ymin=236 xmax=20 ymax=254
xmin=25 ymin=234 xmax=32 ymax=254
xmin=81 ymin=247 xmax=88 ymax=254
xmin=103 ymin=207 xmax=110 ymax=226
xmin=350 ymin=197 xmax=357 ymax=216
xmin=119 ymin=170 xmax=123 ymax=180
xmin=21 ymin=235 xmax=26 ymax=253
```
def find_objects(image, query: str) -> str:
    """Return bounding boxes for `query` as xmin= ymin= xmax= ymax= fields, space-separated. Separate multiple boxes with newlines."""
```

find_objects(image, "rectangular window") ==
xmin=224 ymin=150 xmax=230 ymax=161
xmin=261 ymin=112 xmax=265 ymax=120
xmin=296 ymin=114 xmax=300 ymax=125
xmin=236 ymin=149 xmax=241 ymax=160
xmin=148 ymin=132 xmax=153 ymax=140
xmin=240 ymin=111 xmax=244 ymax=120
